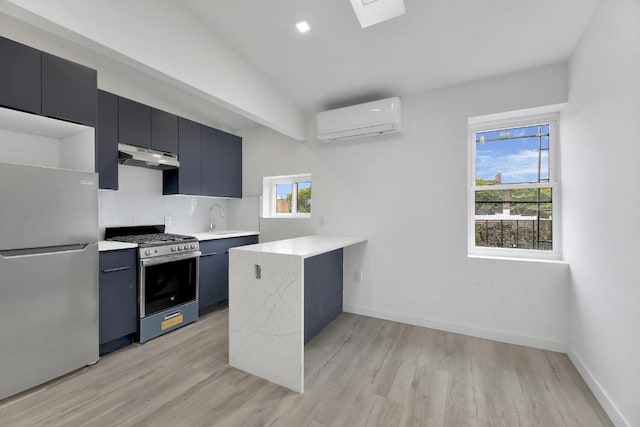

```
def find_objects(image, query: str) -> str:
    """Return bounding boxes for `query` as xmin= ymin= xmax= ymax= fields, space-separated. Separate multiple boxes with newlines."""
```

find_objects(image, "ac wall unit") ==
xmin=316 ymin=97 xmax=402 ymax=142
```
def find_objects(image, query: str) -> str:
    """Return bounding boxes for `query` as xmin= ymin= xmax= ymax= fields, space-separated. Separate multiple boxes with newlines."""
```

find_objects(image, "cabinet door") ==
xmin=201 ymin=125 xmax=225 ymax=197
xmin=0 ymin=36 xmax=41 ymax=114
xmin=99 ymin=250 xmax=137 ymax=345
xmin=198 ymin=240 xmax=227 ymax=311
xmin=217 ymin=236 xmax=258 ymax=302
xmin=164 ymin=117 xmax=201 ymax=195
xmin=304 ymin=249 xmax=343 ymax=344
xmin=96 ymin=90 xmax=119 ymax=190
xmin=41 ymin=53 xmax=97 ymax=127
xmin=224 ymin=134 xmax=242 ymax=198
xmin=151 ymin=108 xmax=178 ymax=154
xmin=118 ymin=97 xmax=151 ymax=148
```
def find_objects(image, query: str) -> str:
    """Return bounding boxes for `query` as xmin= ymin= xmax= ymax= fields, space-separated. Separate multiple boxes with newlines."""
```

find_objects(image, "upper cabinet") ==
xmin=118 ymin=97 xmax=151 ymax=148
xmin=201 ymin=125 xmax=242 ymax=198
xmin=96 ymin=90 xmax=119 ymax=190
xmin=41 ymin=53 xmax=97 ymax=127
xmin=0 ymin=37 xmax=41 ymax=115
xmin=223 ymin=132 xmax=242 ymax=198
xmin=0 ymin=36 xmax=97 ymax=128
xmin=163 ymin=118 xmax=202 ymax=195
xmin=151 ymin=108 xmax=178 ymax=153
xmin=201 ymin=126 xmax=225 ymax=197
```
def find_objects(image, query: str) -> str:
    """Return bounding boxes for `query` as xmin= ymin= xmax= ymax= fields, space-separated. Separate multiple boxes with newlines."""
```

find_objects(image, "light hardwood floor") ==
xmin=0 ymin=309 xmax=612 ymax=427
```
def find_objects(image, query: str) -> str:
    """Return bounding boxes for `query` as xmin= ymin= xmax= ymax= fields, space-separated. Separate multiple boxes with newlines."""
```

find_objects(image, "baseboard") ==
xmin=568 ymin=347 xmax=631 ymax=427
xmin=343 ymin=304 xmax=567 ymax=353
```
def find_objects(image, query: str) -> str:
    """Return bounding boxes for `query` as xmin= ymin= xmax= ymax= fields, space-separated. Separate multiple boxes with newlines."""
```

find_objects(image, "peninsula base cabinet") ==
xmin=99 ymin=249 xmax=137 ymax=356
xmin=199 ymin=236 xmax=258 ymax=314
xmin=304 ymin=249 xmax=344 ymax=344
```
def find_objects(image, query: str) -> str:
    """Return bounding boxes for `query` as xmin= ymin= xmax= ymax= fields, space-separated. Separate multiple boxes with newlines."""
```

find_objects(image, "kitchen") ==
xmin=0 ymin=0 xmax=638 ymax=426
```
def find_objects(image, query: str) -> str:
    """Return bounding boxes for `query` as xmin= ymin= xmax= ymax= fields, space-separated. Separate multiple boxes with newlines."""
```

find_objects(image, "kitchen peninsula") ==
xmin=228 ymin=235 xmax=366 ymax=393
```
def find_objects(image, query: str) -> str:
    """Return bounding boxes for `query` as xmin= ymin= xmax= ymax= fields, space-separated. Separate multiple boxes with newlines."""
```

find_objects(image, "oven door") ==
xmin=139 ymin=252 xmax=200 ymax=318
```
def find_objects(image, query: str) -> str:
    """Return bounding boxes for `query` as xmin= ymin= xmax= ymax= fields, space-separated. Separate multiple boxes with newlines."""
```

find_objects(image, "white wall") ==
xmin=0 ymin=0 xmax=306 ymax=140
xmin=562 ymin=0 xmax=640 ymax=425
xmin=240 ymin=63 xmax=571 ymax=351
xmin=99 ymin=165 xmax=228 ymax=239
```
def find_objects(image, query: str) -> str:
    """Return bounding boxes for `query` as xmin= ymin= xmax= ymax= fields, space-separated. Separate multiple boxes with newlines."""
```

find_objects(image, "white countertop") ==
xmin=190 ymin=230 xmax=260 ymax=241
xmin=98 ymin=241 xmax=138 ymax=252
xmin=230 ymin=235 xmax=366 ymax=258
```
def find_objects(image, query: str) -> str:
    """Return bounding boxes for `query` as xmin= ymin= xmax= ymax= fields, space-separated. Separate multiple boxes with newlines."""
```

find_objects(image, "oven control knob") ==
xmin=171 ymin=246 xmax=177 ymax=252
xmin=178 ymin=246 xmax=183 ymax=251
xmin=145 ymin=250 xmax=151 ymax=256
xmin=190 ymin=244 xmax=196 ymax=249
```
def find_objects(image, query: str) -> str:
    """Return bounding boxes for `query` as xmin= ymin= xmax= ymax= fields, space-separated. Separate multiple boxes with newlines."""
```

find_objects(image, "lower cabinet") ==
xmin=99 ymin=249 xmax=137 ymax=356
xmin=199 ymin=235 xmax=258 ymax=314
xmin=304 ymin=249 xmax=344 ymax=344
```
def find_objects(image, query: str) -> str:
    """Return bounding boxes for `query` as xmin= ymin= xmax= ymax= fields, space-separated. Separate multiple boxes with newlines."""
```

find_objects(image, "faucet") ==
xmin=209 ymin=204 xmax=224 ymax=232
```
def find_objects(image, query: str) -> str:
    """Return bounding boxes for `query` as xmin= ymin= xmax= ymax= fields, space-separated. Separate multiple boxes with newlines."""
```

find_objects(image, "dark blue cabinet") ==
xmin=118 ymin=97 xmax=151 ymax=148
xmin=224 ymin=133 xmax=242 ymax=198
xmin=199 ymin=239 xmax=227 ymax=311
xmin=151 ymin=108 xmax=178 ymax=154
xmin=99 ymin=249 xmax=137 ymax=355
xmin=163 ymin=117 xmax=201 ymax=195
xmin=0 ymin=36 xmax=41 ymax=115
xmin=96 ymin=90 xmax=119 ymax=190
xmin=0 ymin=35 xmax=97 ymax=127
xmin=304 ymin=249 xmax=344 ymax=344
xmin=201 ymin=125 xmax=242 ymax=198
xmin=201 ymin=126 xmax=226 ymax=197
xmin=198 ymin=235 xmax=258 ymax=314
xmin=41 ymin=52 xmax=97 ymax=127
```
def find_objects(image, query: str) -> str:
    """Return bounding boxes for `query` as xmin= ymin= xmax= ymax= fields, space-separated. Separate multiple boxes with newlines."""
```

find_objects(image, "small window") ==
xmin=469 ymin=115 xmax=560 ymax=259
xmin=262 ymin=174 xmax=312 ymax=218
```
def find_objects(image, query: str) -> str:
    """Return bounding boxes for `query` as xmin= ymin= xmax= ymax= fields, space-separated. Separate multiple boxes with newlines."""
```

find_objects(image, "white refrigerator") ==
xmin=0 ymin=163 xmax=99 ymax=401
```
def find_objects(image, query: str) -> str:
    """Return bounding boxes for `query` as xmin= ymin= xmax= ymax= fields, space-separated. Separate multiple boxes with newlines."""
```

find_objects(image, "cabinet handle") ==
xmin=102 ymin=266 xmax=132 ymax=273
xmin=200 ymin=252 xmax=218 ymax=257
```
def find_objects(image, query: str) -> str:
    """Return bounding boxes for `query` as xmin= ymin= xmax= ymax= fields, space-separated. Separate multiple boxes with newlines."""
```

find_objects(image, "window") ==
xmin=469 ymin=114 xmax=560 ymax=259
xmin=262 ymin=174 xmax=312 ymax=218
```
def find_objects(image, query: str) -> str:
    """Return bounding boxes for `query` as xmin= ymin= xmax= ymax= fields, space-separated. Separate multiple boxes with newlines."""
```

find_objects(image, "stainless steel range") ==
xmin=105 ymin=226 xmax=200 ymax=343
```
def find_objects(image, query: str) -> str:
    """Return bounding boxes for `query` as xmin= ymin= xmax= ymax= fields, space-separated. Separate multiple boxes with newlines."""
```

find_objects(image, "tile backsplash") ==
xmin=99 ymin=165 xmax=229 ymax=238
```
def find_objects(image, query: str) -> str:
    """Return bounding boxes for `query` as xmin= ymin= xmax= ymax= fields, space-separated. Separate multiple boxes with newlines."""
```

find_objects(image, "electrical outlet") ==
xmin=354 ymin=271 xmax=363 ymax=283
xmin=319 ymin=216 xmax=326 ymax=226
xmin=164 ymin=216 xmax=172 ymax=226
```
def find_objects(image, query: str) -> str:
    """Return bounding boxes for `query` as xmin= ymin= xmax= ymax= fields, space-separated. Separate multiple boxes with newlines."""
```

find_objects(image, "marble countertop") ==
xmin=98 ymin=241 xmax=138 ymax=252
xmin=190 ymin=231 xmax=260 ymax=241
xmin=230 ymin=235 xmax=366 ymax=258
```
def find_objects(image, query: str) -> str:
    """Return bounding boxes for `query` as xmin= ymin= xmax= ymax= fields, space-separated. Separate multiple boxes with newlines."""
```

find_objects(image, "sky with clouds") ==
xmin=476 ymin=125 xmax=549 ymax=184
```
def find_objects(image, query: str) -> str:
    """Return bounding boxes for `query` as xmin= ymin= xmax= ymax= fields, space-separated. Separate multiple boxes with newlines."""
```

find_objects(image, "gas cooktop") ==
xmin=108 ymin=232 xmax=197 ymax=248
xmin=105 ymin=226 xmax=197 ymax=248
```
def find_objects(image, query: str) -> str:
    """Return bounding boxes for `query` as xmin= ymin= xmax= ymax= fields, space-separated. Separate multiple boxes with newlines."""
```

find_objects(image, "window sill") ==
xmin=467 ymin=254 xmax=568 ymax=265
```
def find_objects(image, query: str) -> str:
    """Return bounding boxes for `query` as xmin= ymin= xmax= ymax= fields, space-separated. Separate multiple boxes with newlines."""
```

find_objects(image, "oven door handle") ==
xmin=140 ymin=251 xmax=202 ymax=267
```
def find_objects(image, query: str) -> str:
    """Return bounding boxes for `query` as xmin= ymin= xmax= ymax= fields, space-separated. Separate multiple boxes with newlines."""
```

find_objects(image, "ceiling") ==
xmin=184 ymin=0 xmax=599 ymax=114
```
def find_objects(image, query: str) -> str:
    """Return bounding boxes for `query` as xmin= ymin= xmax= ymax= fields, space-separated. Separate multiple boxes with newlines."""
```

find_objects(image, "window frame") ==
xmin=262 ymin=173 xmax=312 ymax=219
xmin=468 ymin=113 xmax=561 ymax=260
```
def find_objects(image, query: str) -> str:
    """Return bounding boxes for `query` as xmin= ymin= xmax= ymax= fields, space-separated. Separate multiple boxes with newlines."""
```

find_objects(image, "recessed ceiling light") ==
xmin=295 ymin=20 xmax=310 ymax=33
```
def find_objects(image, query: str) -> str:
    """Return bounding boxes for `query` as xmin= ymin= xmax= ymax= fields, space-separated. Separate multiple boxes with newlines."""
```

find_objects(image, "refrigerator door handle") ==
xmin=0 ymin=244 xmax=90 ymax=259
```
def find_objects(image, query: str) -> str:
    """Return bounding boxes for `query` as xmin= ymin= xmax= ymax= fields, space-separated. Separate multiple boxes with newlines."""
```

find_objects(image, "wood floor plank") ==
xmin=0 ymin=309 xmax=613 ymax=427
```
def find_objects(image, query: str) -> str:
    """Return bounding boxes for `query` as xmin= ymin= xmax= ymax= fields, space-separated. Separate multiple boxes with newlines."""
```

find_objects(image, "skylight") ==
xmin=349 ymin=0 xmax=405 ymax=28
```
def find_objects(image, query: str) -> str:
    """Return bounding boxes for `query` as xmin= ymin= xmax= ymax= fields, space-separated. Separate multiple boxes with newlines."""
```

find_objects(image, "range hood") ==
xmin=118 ymin=143 xmax=179 ymax=170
